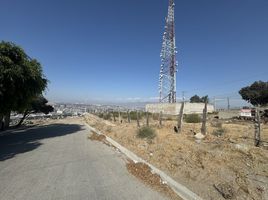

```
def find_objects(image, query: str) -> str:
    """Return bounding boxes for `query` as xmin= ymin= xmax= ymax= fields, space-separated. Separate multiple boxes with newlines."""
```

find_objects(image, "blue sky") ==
xmin=0 ymin=0 xmax=267 ymax=107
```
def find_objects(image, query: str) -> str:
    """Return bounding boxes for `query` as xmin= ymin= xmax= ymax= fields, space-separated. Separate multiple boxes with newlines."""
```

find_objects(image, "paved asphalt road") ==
xmin=0 ymin=118 xmax=167 ymax=200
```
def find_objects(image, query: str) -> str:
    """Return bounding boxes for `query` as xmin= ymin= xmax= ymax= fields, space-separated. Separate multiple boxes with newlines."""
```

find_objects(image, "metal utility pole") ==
xmin=182 ymin=91 xmax=186 ymax=102
xmin=214 ymin=97 xmax=217 ymax=111
xmin=159 ymin=0 xmax=178 ymax=103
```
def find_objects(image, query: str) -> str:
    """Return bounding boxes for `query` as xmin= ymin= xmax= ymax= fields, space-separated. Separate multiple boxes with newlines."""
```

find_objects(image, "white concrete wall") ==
xmin=145 ymin=103 xmax=214 ymax=115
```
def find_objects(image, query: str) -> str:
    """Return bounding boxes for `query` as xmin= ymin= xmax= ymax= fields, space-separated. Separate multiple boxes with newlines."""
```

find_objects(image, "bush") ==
xmin=212 ymin=128 xmax=226 ymax=137
xmin=103 ymin=113 xmax=112 ymax=120
xmin=184 ymin=114 xmax=201 ymax=123
xmin=121 ymin=112 xmax=128 ymax=119
xmin=98 ymin=113 xmax=104 ymax=118
xmin=137 ymin=127 xmax=156 ymax=140
xmin=112 ymin=112 xmax=119 ymax=117
xmin=129 ymin=111 xmax=138 ymax=120
xmin=166 ymin=116 xmax=174 ymax=121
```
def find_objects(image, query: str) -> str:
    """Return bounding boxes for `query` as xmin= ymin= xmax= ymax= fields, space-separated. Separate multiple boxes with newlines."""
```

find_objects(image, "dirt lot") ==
xmin=84 ymin=113 xmax=268 ymax=200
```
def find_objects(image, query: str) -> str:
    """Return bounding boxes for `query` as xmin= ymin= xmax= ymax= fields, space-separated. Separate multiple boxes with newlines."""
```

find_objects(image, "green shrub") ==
xmin=184 ymin=114 xmax=201 ymax=123
xmin=166 ymin=115 xmax=174 ymax=121
xmin=137 ymin=127 xmax=156 ymax=140
xmin=103 ymin=113 xmax=112 ymax=120
xmin=112 ymin=112 xmax=119 ymax=117
xmin=129 ymin=111 xmax=138 ymax=120
xmin=121 ymin=112 xmax=128 ymax=119
xmin=98 ymin=113 xmax=104 ymax=118
xmin=212 ymin=128 xmax=226 ymax=136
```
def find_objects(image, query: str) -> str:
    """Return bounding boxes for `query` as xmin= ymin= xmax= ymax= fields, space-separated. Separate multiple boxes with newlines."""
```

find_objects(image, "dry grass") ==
xmin=127 ymin=161 xmax=182 ymax=200
xmin=88 ymin=132 xmax=106 ymax=142
xmin=84 ymin=114 xmax=268 ymax=200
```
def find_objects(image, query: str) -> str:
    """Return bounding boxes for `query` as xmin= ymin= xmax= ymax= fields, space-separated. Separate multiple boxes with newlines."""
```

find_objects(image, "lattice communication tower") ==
xmin=159 ymin=0 xmax=178 ymax=103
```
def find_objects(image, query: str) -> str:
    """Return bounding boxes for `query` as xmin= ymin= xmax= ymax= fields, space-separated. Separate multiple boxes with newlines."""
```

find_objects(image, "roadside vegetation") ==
xmin=184 ymin=114 xmax=201 ymax=123
xmin=0 ymin=41 xmax=52 ymax=130
xmin=136 ymin=126 xmax=156 ymax=140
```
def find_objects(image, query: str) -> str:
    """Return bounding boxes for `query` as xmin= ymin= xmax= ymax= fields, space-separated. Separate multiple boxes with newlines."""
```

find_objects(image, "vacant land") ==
xmin=85 ymin=113 xmax=268 ymax=200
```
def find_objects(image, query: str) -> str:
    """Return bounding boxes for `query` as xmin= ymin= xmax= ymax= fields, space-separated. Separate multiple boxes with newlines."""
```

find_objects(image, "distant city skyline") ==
xmin=1 ymin=0 xmax=267 ymax=107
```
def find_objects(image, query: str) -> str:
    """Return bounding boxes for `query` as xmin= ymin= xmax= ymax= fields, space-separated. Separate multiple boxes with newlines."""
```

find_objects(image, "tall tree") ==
xmin=190 ymin=95 xmax=202 ymax=103
xmin=239 ymin=81 xmax=268 ymax=107
xmin=0 ymin=41 xmax=48 ymax=130
xmin=190 ymin=95 xmax=208 ymax=103
xmin=239 ymin=81 xmax=268 ymax=147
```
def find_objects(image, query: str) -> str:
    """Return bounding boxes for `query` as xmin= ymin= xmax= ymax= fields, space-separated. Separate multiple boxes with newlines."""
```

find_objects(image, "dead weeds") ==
xmin=85 ymin=114 xmax=268 ymax=200
xmin=126 ymin=161 xmax=182 ymax=200
xmin=88 ymin=132 xmax=106 ymax=142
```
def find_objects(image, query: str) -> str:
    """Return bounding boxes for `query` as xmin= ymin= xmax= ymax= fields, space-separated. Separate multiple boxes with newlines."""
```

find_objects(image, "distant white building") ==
xmin=56 ymin=110 xmax=63 ymax=114
xmin=146 ymin=102 xmax=214 ymax=115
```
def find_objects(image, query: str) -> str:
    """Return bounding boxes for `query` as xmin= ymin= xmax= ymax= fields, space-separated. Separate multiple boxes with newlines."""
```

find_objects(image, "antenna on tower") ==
xmin=159 ymin=0 xmax=177 ymax=103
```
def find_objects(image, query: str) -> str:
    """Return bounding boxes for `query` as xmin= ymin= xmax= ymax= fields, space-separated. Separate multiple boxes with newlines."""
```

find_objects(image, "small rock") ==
xmin=235 ymin=144 xmax=249 ymax=152
xmin=162 ymin=180 xmax=167 ymax=184
xmin=214 ymin=183 xmax=234 ymax=199
xmin=194 ymin=132 xmax=205 ymax=140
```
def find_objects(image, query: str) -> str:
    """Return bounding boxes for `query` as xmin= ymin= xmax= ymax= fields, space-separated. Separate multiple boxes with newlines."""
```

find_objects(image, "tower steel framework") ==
xmin=159 ymin=0 xmax=178 ymax=103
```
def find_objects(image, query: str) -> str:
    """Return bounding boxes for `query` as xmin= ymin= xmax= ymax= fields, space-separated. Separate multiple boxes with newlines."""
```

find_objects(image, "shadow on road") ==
xmin=0 ymin=123 xmax=83 ymax=161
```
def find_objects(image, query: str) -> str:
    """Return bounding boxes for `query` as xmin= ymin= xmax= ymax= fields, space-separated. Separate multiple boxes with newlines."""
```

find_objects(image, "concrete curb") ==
xmin=85 ymin=123 xmax=203 ymax=200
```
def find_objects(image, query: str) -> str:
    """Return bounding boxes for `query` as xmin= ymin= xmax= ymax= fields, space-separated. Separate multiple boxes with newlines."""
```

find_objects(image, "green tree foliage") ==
xmin=201 ymin=95 xmax=208 ymax=103
xmin=29 ymin=96 xmax=54 ymax=114
xmin=239 ymin=81 xmax=268 ymax=106
xmin=136 ymin=127 xmax=156 ymax=140
xmin=190 ymin=95 xmax=208 ymax=103
xmin=17 ymin=96 xmax=54 ymax=127
xmin=0 ymin=41 xmax=48 ymax=128
xmin=190 ymin=95 xmax=201 ymax=103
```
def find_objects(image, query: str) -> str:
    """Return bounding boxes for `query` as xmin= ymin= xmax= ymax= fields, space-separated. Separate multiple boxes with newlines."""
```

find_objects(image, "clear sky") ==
xmin=1 ymin=0 xmax=267 ymax=107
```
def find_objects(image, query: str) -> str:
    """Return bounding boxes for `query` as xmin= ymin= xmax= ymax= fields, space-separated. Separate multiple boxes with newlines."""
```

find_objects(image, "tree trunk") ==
xmin=254 ymin=107 xmax=261 ymax=147
xmin=113 ymin=112 xmax=116 ymax=122
xmin=136 ymin=111 xmax=140 ymax=128
xmin=201 ymin=101 xmax=208 ymax=135
xmin=0 ymin=114 xmax=4 ymax=131
xmin=127 ymin=110 xmax=130 ymax=123
xmin=177 ymin=102 xmax=184 ymax=133
xmin=118 ymin=111 xmax=121 ymax=123
xmin=16 ymin=110 xmax=29 ymax=128
xmin=4 ymin=111 xmax=11 ymax=129
xmin=159 ymin=111 xmax=162 ymax=127
xmin=146 ymin=112 xmax=149 ymax=127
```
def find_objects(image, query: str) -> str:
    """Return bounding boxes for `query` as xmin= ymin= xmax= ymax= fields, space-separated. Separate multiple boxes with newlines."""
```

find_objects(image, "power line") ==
xmin=180 ymin=72 xmax=267 ymax=94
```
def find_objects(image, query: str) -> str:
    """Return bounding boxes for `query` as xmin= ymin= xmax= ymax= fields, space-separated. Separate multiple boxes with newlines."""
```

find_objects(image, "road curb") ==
xmin=85 ymin=123 xmax=203 ymax=200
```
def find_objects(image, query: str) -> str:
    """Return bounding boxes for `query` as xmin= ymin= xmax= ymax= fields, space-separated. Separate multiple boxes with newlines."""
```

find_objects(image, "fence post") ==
xmin=254 ymin=107 xmax=261 ymax=147
xmin=127 ymin=110 xmax=131 ymax=123
xmin=136 ymin=111 xmax=140 ymax=127
xmin=113 ymin=112 xmax=116 ymax=122
xmin=118 ymin=111 xmax=121 ymax=123
xmin=146 ymin=112 xmax=149 ymax=127
xmin=201 ymin=100 xmax=208 ymax=135
xmin=159 ymin=111 xmax=162 ymax=127
xmin=177 ymin=102 xmax=184 ymax=133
